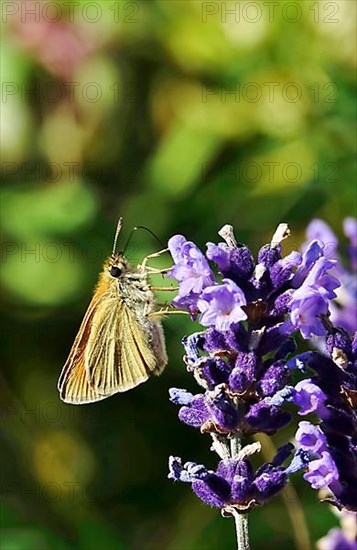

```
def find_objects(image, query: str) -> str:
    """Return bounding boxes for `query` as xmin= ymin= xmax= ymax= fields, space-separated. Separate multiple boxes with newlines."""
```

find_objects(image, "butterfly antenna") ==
xmin=112 ymin=217 xmax=123 ymax=255
xmin=135 ymin=226 xmax=165 ymax=249
xmin=123 ymin=226 xmax=165 ymax=253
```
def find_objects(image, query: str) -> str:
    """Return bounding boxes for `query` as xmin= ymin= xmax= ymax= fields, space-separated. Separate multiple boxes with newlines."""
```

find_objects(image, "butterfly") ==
xmin=58 ymin=218 xmax=169 ymax=404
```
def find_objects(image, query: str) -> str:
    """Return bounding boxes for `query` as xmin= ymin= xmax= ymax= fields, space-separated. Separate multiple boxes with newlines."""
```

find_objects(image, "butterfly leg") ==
xmin=145 ymin=266 xmax=171 ymax=274
xmin=149 ymin=307 xmax=189 ymax=318
xmin=149 ymin=286 xmax=178 ymax=291
xmin=155 ymin=301 xmax=170 ymax=308
xmin=141 ymin=248 xmax=169 ymax=269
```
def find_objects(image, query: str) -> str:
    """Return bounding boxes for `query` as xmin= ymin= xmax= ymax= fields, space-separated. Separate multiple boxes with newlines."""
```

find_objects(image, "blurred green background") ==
xmin=1 ymin=1 xmax=356 ymax=548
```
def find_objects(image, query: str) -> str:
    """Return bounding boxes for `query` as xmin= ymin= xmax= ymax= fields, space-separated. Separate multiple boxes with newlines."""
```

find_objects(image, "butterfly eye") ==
xmin=109 ymin=265 xmax=122 ymax=278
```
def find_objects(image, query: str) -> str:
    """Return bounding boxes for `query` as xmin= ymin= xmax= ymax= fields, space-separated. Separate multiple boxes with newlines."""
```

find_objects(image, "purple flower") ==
xmin=206 ymin=385 xmax=240 ymax=431
xmin=198 ymin=357 xmax=231 ymax=388
xmin=330 ymin=266 xmax=357 ymax=334
xmin=295 ymin=421 xmax=327 ymax=453
xmin=305 ymin=219 xmax=339 ymax=261
xmin=168 ymin=457 xmax=237 ymax=508
xmin=271 ymin=290 xmax=295 ymax=317
xmin=289 ymin=288 xmax=329 ymax=338
xmin=206 ymin=242 xmax=231 ymax=272
xmin=251 ymin=446 xmax=307 ymax=501
xmin=293 ymin=240 xmax=324 ymax=286
xmin=225 ymin=459 xmax=253 ymax=503
xmin=292 ymin=379 xmax=327 ymax=415
xmin=304 ymin=451 xmax=339 ymax=489
xmin=344 ymin=217 xmax=357 ymax=271
xmin=344 ymin=218 xmax=357 ymax=245
xmin=197 ymin=279 xmax=247 ymax=330
xmin=270 ymin=251 xmax=302 ymax=289
xmin=252 ymin=469 xmax=287 ymax=500
xmin=178 ymin=394 xmax=210 ymax=428
xmin=317 ymin=527 xmax=357 ymax=550
xmin=244 ymin=401 xmax=291 ymax=434
xmin=331 ymin=299 xmax=357 ymax=336
xmin=192 ymin=475 xmax=232 ymax=508
xmin=182 ymin=332 xmax=205 ymax=365
xmin=203 ymin=328 xmax=230 ymax=354
xmin=168 ymin=235 xmax=215 ymax=313
xmin=206 ymin=242 xmax=255 ymax=282
xmin=168 ymin=456 xmax=211 ymax=483
xmin=303 ymin=219 xmax=357 ymax=334
xmin=169 ymin=388 xmax=195 ymax=406
xmin=317 ymin=510 xmax=357 ymax=550
xmin=171 ymin=385 xmax=240 ymax=433
xmin=302 ymin=257 xmax=340 ymax=300
xmin=168 ymin=446 xmax=307 ymax=511
xmin=257 ymin=243 xmax=282 ymax=268
xmin=229 ymin=351 xmax=257 ymax=393
xmin=285 ymin=448 xmax=311 ymax=474
xmin=257 ymin=320 xmax=295 ymax=355
xmin=289 ymin=255 xmax=340 ymax=338
xmin=257 ymin=361 xmax=289 ymax=397
xmin=326 ymin=328 xmax=353 ymax=360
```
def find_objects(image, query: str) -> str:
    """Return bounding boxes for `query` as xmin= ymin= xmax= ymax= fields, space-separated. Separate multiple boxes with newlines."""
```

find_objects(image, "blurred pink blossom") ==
xmin=7 ymin=1 xmax=98 ymax=79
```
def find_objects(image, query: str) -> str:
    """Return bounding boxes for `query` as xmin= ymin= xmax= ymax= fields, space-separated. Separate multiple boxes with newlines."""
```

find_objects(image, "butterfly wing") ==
xmin=58 ymin=283 xmax=113 ymax=404
xmin=59 ymin=267 xmax=168 ymax=403
xmin=85 ymin=301 xmax=158 ymax=394
xmin=149 ymin=320 xmax=168 ymax=376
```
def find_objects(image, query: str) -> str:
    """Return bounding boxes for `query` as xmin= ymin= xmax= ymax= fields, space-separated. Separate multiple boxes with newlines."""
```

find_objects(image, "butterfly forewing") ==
xmin=58 ymin=252 xmax=168 ymax=404
xmin=58 ymin=285 xmax=113 ymax=404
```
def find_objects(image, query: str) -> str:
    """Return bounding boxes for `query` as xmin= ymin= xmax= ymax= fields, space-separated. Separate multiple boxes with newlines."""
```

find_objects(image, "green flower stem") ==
xmin=230 ymin=435 xmax=250 ymax=550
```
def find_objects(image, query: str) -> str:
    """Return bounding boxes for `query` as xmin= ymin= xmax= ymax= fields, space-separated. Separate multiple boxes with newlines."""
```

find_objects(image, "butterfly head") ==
xmin=108 ymin=253 xmax=129 ymax=279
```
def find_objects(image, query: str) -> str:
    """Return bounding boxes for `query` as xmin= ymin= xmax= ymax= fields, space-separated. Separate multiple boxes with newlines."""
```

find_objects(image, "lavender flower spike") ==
xmin=167 ymin=221 xmax=357 ymax=548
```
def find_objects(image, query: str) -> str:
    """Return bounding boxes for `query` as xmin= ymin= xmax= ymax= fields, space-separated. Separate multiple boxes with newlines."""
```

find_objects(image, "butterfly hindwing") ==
xmin=86 ymin=301 xmax=157 ymax=394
